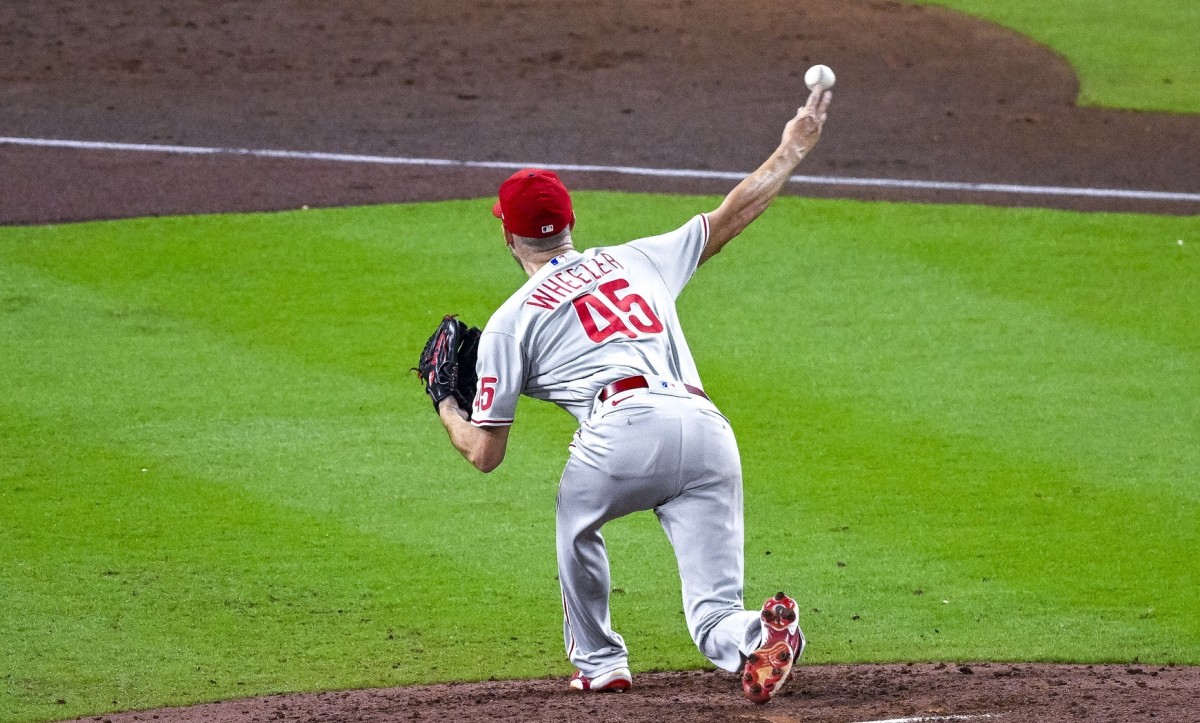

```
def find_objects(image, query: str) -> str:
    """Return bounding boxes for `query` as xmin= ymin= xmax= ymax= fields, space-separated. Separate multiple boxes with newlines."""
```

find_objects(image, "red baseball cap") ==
xmin=491 ymin=169 xmax=575 ymax=239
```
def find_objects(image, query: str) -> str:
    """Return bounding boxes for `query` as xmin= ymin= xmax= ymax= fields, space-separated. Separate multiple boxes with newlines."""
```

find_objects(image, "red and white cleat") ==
xmin=568 ymin=667 xmax=632 ymax=692
xmin=742 ymin=591 xmax=806 ymax=704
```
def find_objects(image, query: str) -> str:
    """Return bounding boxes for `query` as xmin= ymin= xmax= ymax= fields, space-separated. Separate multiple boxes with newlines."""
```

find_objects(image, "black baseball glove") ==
xmin=415 ymin=315 xmax=482 ymax=414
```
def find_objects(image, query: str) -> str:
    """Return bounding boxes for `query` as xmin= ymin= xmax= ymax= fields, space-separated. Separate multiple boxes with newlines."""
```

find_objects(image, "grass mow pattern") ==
xmin=2 ymin=193 xmax=1198 ymax=722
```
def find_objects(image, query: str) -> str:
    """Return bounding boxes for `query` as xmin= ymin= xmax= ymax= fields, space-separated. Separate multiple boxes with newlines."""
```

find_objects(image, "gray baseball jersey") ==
xmin=470 ymin=215 xmax=708 ymax=426
xmin=472 ymin=213 xmax=763 ymax=677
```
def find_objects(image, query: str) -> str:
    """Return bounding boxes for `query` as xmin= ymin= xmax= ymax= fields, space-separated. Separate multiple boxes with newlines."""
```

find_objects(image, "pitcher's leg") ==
xmin=656 ymin=485 xmax=762 ymax=671
xmin=556 ymin=397 xmax=691 ymax=678
xmin=656 ymin=410 xmax=763 ymax=671
xmin=556 ymin=454 xmax=630 ymax=677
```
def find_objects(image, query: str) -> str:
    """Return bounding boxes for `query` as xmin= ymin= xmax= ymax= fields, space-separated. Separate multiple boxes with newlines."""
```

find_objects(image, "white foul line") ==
xmin=849 ymin=710 xmax=1008 ymax=715
xmin=3 ymin=135 xmax=1198 ymax=204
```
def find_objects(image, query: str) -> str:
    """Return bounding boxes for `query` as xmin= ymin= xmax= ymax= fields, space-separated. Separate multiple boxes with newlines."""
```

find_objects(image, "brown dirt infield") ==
xmin=66 ymin=664 xmax=1199 ymax=723
xmin=5 ymin=1 xmax=1198 ymax=721
xmin=2 ymin=0 xmax=1199 ymax=224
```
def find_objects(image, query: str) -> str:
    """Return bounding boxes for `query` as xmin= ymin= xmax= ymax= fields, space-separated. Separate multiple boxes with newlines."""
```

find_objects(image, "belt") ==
xmin=597 ymin=375 xmax=709 ymax=402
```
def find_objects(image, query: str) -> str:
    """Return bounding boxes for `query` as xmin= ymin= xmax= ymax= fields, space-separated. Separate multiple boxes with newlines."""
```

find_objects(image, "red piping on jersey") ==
xmin=598 ymin=375 xmax=709 ymax=402
xmin=470 ymin=417 xmax=514 ymax=427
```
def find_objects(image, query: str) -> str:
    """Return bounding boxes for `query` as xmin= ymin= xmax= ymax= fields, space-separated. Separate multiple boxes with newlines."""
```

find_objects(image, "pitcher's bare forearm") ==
xmin=701 ymin=147 xmax=806 ymax=263
xmin=702 ymin=87 xmax=832 ymax=264
xmin=438 ymin=398 xmax=509 ymax=473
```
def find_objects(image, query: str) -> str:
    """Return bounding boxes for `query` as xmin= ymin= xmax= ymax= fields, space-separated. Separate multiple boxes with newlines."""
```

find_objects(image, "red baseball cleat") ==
xmin=742 ymin=591 xmax=806 ymax=704
xmin=568 ymin=667 xmax=632 ymax=692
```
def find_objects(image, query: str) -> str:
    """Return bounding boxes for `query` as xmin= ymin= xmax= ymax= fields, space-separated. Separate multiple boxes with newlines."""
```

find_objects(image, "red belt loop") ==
xmin=598 ymin=375 xmax=709 ymax=402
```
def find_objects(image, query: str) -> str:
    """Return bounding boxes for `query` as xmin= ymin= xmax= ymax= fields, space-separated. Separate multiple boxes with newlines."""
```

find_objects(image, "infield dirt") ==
xmin=2 ymin=0 xmax=1199 ymax=224
xmin=4 ymin=1 xmax=1198 ymax=721
xmin=67 ymin=664 xmax=1200 ymax=723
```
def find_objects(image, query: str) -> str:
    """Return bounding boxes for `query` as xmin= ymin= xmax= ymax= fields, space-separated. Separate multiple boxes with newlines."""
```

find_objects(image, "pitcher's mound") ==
xmin=70 ymin=663 xmax=1199 ymax=723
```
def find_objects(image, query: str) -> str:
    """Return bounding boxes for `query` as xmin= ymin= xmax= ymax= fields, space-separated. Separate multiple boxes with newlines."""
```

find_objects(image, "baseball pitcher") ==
xmin=418 ymin=84 xmax=832 ymax=703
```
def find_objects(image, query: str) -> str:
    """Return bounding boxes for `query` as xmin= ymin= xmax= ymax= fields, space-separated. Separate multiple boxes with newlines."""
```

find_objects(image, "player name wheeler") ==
xmin=525 ymin=252 xmax=626 ymax=310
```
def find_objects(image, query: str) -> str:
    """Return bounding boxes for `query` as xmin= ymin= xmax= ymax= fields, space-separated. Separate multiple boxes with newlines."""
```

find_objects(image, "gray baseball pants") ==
xmin=556 ymin=381 xmax=763 ymax=678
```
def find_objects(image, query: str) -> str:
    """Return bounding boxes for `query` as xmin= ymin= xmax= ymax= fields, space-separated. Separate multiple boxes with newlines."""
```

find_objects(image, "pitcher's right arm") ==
xmin=700 ymin=86 xmax=833 ymax=266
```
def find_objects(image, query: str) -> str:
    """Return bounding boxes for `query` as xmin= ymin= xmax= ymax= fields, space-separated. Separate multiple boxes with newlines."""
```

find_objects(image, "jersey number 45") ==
xmin=572 ymin=279 xmax=664 ymax=343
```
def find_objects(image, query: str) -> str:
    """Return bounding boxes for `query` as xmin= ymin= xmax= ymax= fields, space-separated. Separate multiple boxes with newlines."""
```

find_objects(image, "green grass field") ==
xmin=918 ymin=0 xmax=1200 ymax=113
xmin=2 ymin=194 xmax=1198 ymax=722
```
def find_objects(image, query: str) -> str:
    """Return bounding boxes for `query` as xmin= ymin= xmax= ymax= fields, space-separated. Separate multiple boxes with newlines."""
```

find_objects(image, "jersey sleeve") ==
xmin=469 ymin=330 xmax=524 ymax=427
xmin=623 ymin=213 xmax=710 ymax=297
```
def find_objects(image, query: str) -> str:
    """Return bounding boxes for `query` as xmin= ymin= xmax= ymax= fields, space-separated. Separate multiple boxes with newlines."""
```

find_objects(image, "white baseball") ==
xmin=804 ymin=64 xmax=836 ymax=90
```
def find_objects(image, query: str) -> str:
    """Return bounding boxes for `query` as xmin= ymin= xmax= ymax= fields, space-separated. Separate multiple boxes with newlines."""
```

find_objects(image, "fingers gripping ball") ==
xmin=804 ymin=64 xmax=836 ymax=90
xmin=415 ymin=315 xmax=483 ymax=414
